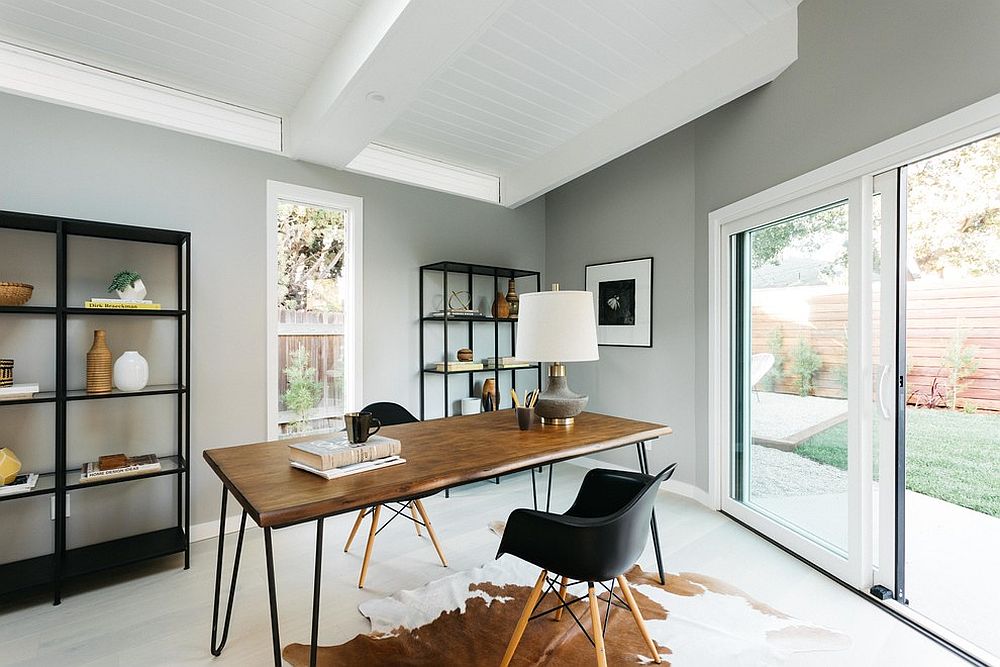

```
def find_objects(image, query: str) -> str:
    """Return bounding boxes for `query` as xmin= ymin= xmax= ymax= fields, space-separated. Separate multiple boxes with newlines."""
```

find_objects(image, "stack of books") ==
xmin=84 ymin=298 xmax=162 ymax=310
xmin=0 ymin=383 xmax=39 ymax=401
xmin=0 ymin=473 xmax=39 ymax=497
xmin=431 ymin=361 xmax=484 ymax=372
xmin=288 ymin=434 xmax=404 ymax=479
xmin=484 ymin=356 xmax=531 ymax=369
xmin=79 ymin=453 xmax=162 ymax=482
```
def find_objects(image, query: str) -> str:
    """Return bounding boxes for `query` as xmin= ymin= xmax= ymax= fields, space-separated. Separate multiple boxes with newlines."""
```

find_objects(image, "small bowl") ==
xmin=516 ymin=406 xmax=534 ymax=430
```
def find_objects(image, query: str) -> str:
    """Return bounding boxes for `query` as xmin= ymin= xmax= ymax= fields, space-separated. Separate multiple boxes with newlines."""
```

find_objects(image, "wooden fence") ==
xmin=752 ymin=279 xmax=1000 ymax=411
xmin=277 ymin=309 xmax=344 ymax=418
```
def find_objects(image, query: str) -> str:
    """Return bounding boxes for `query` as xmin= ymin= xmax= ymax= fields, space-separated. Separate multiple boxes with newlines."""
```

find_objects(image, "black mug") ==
xmin=345 ymin=411 xmax=381 ymax=444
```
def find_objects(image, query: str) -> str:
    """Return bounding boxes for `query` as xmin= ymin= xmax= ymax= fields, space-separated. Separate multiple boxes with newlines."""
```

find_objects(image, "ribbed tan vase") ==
xmin=86 ymin=330 xmax=112 ymax=394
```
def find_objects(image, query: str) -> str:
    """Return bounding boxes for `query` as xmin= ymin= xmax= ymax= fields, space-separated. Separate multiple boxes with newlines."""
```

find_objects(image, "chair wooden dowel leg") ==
xmin=500 ymin=570 xmax=547 ymax=667
xmin=554 ymin=576 xmax=569 ymax=621
xmin=616 ymin=575 xmax=660 ymax=664
xmin=588 ymin=583 xmax=608 ymax=667
xmin=344 ymin=508 xmax=366 ymax=552
xmin=409 ymin=502 xmax=422 ymax=537
xmin=413 ymin=499 xmax=447 ymax=567
xmin=358 ymin=505 xmax=381 ymax=589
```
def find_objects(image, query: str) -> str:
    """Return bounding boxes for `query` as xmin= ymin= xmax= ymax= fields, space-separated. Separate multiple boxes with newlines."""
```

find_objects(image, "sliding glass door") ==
xmin=722 ymin=134 xmax=1000 ymax=662
xmin=723 ymin=181 xmax=873 ymax=588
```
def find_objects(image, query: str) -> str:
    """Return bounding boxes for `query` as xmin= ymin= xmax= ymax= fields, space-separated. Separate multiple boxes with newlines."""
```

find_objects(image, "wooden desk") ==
xmin=204 ymin=410 xmax=671 ymax=666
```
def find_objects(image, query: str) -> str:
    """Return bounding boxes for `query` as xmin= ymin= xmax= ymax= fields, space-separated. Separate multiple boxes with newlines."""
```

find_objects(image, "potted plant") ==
xmin=108 ymin=270 xmax=146 ymax=301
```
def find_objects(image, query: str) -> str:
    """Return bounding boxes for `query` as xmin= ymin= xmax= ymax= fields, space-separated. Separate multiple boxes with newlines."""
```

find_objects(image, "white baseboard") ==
xmin=190 ymin=512 xmax=258 ymax=544
xmin=189 ymin=458 xmax=713 ymax=544
xmin=567 ymin=457 xmax=713 ymax=507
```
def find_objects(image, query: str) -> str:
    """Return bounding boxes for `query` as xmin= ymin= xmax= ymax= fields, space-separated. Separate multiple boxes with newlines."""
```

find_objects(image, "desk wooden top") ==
xmin=203 ymin=410 xmax=671 ymax=528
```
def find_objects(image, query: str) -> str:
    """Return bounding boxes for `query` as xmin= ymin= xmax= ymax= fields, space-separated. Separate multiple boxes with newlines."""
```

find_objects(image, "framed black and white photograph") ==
xmin=585 ymin=257 xmax=653 ymax=347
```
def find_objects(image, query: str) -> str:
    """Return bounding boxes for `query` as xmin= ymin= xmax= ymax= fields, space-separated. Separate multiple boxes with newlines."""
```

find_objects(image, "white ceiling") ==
xmin=0 ymin=0 xmax=802 ymax=206
xmin=0 ymin=0 xmax=366 ymax=115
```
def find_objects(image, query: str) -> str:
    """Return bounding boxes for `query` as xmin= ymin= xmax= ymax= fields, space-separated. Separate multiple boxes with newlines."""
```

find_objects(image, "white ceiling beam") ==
xmin=285 ymin=0 xmax=512 ymax=169
xmin=500 ymin=10 xmax=800 ymax=208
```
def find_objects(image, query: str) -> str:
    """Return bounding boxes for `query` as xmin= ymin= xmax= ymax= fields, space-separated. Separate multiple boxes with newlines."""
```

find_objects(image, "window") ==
xmin=266 ymin=182 xmax=363 ymax=439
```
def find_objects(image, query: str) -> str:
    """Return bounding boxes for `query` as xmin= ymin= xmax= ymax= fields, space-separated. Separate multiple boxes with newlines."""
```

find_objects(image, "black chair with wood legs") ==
xmin=343 ymin=402 xmax=447 ymax=588
xmin=496 ymin=464 xmax=676 ymax=667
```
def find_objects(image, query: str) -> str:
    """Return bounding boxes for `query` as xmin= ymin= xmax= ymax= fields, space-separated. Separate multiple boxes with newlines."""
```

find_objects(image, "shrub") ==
xmin=282 ymin=346 xmax=323 ymax=432
xmin=941 ymin=324 xmax=979 ymax=411
xmin=760 ymin=327 xmax=785 ymax=391
xmin=790 ymin=339 xmax=822 ymax=397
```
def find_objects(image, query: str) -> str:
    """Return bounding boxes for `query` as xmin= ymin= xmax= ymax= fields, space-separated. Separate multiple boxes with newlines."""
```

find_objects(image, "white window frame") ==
xmin=266 ymin=181 xmax=364 ymax=440
xmin=708 ymin=91 xmax=1000 ymax=660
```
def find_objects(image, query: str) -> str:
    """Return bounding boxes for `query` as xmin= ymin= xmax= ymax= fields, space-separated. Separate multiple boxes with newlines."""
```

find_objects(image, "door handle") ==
xmin=877 ymin=364 xmax=892 ymax=419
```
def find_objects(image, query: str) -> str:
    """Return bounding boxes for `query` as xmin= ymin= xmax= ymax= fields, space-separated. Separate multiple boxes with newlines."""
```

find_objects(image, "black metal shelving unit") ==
xmin=419 ymin=261 xmax=542 ymax=419
xmin=0 ymin=209 xmax=190 ymax=605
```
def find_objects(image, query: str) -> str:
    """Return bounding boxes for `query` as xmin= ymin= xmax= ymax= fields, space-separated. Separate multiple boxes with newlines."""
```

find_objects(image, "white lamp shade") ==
xmin=516 ymin=290 xmax=599 ymax=362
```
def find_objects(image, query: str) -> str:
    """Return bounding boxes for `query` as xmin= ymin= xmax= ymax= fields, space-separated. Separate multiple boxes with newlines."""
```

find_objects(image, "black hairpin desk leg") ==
xmin=636 ymin=442 xmax=665 ymax=584
xmin=264 ymin=527 xmax=282 ymax=666
xmin=211 ymin=487 xmax=247 ymax=656
xmin=309 ymin=518 xmax=325 ymax=667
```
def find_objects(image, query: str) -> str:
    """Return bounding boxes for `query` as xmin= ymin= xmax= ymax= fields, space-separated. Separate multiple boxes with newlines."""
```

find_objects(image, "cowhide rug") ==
xmin=283 ymin=557 xmax=850 ymax=666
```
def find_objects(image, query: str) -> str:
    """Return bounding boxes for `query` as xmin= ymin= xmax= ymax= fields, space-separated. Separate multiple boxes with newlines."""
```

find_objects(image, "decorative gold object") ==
xmin=481 ymin=378 xmax=497 ymax=411
xmin=86 ymin=330 xmax=113 ymax=394
xmin=457 ymin=348 xmax=473 ymax=362
xmin=0 ymin=448 xmax=22 ymax=485
xmin=0 ymin=359 xmax=12 ymax=388
xmin=491 ymin=292 xmax=510 ymax=319
xmin=505 ymin=278 xmax=519 ymax=319
xmin=0 ymin=282 xmax=33 ymax=306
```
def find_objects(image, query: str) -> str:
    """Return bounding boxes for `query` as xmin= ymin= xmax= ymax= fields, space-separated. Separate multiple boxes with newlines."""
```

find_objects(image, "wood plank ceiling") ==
xmin=0 ymin=0 xmax=801 ymax=205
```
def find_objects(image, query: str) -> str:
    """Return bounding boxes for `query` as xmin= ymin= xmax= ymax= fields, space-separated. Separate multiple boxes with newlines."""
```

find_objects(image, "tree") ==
xmin=751 ymin=204 xmax=849 ymax=278
xmin=277 ymin=204 xmax=346 ymax=311
xmin=282 ymin=346 xmax=324 ymax=432
xmin=906 ymin=135 xmax=1000 ymax=277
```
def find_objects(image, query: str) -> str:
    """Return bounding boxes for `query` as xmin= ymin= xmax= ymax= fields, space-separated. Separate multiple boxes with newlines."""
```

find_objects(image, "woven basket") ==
xmin=0 ymin=360 xmax=12 ymax=388
xmin=0 ymin=282 xmax=33 ymax=306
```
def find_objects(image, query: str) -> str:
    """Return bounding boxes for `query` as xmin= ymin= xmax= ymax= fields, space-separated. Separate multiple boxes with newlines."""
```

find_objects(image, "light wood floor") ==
xmin=0 ymin=463 xmax=963 ymax=666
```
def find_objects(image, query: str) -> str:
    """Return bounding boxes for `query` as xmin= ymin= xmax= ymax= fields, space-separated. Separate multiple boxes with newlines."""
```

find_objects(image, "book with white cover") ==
xmin=289 ymin=435 xmax=402 ymax=470
xmin=0 ymin=383 xmax=39 ymax=395
xmin=290 ymin=456 xmax=406 ymax=480
xmin=0 ymin=473 xmax=39 ymax=496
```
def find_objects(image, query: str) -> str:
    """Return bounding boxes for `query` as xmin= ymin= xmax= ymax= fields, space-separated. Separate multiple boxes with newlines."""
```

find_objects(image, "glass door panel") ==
xmin=740 ymin=202 xmax=852 ymax=552
xmin=725 ymin=180 xmax=872 ymax=587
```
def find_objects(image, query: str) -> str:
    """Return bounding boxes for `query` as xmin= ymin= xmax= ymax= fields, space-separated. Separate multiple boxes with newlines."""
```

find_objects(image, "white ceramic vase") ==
xmin=113 ymin=351 xmax=149 ymax=392
xmin=116 ymin=278 xmax=147 ymax=301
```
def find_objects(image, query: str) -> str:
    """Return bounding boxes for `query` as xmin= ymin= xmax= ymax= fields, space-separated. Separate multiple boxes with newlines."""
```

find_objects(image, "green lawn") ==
xmin=795 ymin=408 xmax=1000 ymax=517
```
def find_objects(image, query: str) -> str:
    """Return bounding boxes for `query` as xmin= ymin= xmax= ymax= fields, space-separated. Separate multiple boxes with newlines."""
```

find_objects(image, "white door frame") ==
xmin=266 ymin=180 xmax=364 ymax=440
xmin=708 ymin=91 xmax=1000 ymax=589
xmin=715 ymin=180 xmax=872 ymax=587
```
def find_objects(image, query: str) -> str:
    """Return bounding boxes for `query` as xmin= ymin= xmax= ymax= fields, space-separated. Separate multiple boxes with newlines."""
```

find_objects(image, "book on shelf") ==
xmin=288 ymin=435 xmax=402 ymax=471
xmin=84 ymin=300 xmax=162 ymax=310
xmin=427 ymin=309 xmax=482 ymax=318
xmin=290 ymin=456 xmax=406 ymax=480
xmin=78 ymin=453 xmax=162 ymax=482
xmin=484 ymin=357 xmax=531 ymax=368
xmin=431 ymin=361 xmax=484 ymax=372
xmin=0 ymin=383 xmax=39 ymax=400
xmin=0 ymin=473 xmax=39 ymax=496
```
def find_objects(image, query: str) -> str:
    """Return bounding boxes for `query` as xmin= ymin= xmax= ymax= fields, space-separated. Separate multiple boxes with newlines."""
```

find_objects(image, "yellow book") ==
xmin=84 ymin=301 xmax=162 ymax=310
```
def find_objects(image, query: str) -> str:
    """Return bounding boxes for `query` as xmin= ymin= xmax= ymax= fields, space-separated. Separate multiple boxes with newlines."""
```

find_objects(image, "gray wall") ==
xmin=0 ymin=91 xmax=545 ymax=560
xmin=546 ymin=0 xmax=1000 ymax=490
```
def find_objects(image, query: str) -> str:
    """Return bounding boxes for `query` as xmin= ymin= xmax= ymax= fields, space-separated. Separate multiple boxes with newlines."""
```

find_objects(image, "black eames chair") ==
xmin=343 ymin=402 xmax=447 ymax=587
xmin=496 ymin=464 xmax=676 ymax=667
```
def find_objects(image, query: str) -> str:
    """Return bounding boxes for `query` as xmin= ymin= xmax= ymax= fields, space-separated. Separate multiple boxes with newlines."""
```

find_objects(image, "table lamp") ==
xmin=515 ymin=285 xmax=599 ymax=425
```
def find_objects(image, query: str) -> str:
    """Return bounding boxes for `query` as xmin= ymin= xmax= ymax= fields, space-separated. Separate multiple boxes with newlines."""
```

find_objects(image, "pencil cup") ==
xmin=516 ymin=407 xmax=534 ymax=430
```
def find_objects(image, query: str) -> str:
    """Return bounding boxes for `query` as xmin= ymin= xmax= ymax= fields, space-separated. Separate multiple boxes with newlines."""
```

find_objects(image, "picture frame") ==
xmin=585 ymin=257 xmax=653 ymax=347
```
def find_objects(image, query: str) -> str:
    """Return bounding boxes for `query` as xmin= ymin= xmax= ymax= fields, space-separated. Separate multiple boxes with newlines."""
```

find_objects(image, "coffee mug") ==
xmin=345 ymin=411 xmax=381 ymax=444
